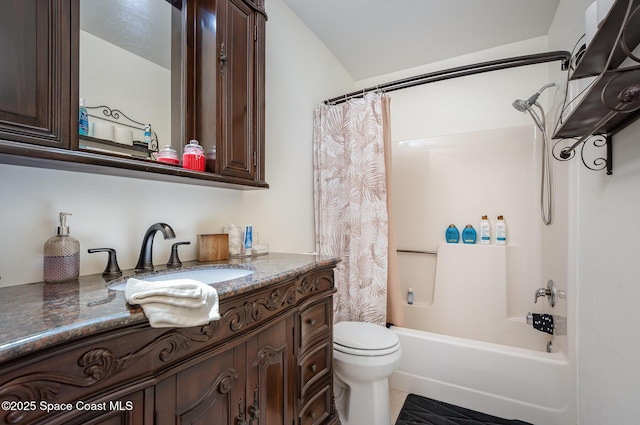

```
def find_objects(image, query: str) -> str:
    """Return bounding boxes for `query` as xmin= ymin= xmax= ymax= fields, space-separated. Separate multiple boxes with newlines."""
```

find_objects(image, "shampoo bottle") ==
xmin=44 ymin=212 xmax=80 ymax=283
xmin=495 ymin=215 xmax=507 ymax=245
xmin=78 ymin=98 xmax=89 ymax=136
xmin=462 ymin=225 xmax=477 ymax=244
xmin=479 ymin=215 xmax=491 ymax=245
xmin=445 ymin=224 xmax=459 ymax=243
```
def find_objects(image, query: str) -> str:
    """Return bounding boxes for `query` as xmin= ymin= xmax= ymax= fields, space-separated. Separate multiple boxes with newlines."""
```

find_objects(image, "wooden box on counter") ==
xmin=197 ymin=234 xmax=229 ymax=261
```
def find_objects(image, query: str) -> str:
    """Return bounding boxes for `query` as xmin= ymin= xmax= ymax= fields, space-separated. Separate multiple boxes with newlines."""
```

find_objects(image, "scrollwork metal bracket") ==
xmin=553 ymin=134 xmax=612 ymax=175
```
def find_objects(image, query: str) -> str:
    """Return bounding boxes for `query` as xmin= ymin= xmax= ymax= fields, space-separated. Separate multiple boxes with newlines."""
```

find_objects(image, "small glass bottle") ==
xmin=156 ymin=145 xmax=179 ymax=165
xmin=407 ymin=288 xmax=414 ymax=305
xmin=44 ymin=212 xmax=80 ymax=283
xmin=182 ymin=139 xmax=205 ymax=172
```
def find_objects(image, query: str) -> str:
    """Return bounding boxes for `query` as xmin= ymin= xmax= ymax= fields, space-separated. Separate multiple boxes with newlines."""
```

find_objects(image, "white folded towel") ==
xmin=125 ymin=277 xmax=220 ymax=328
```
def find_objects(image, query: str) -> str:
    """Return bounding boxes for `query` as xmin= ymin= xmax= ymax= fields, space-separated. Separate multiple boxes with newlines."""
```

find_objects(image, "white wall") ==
xmin=549 ymin=1 xmax=640 ymax=424
xmin=0 ymin=0 xmax=354 ymax=287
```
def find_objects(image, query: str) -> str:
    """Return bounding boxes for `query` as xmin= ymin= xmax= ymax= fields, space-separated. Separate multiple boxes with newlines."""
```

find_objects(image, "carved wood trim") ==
xmin=252 ymin=344 xmax=286 ymax=370
xmin=177 ymin=367 xmax=239 ymax=423
xmin=0 ymin=325 xmax=217 ymax=423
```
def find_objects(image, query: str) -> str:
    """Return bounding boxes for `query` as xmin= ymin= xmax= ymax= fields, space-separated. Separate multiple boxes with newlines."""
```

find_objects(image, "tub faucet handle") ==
xmin=534 ymin=279 xmax=561 ymax=307
xmin=534 ymin=287 xmax=549 ymax=303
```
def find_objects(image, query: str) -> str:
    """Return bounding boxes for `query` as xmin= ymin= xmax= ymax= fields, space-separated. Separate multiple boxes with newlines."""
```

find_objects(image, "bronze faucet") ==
xmin=134 ymin=223 xmax=176 ymax=273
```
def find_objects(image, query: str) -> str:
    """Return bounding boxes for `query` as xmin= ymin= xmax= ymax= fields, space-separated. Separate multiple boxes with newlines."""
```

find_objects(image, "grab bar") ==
xmin=397 ymin=249 xmax=437 ymax=256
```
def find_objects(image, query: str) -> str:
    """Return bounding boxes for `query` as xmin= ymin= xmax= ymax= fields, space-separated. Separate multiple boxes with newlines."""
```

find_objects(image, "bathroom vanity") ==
xmin=0 ymin=253 xmax=341 ymax=425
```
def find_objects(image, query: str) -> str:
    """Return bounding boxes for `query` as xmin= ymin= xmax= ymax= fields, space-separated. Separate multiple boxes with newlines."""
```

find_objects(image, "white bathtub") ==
xmin=389 ymin=326 xmax=575 ymax=425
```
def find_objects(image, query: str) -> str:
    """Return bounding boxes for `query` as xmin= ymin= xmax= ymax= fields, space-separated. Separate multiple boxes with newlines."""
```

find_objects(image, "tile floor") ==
xmin=390 ymin=388 xmax=409 ymax=423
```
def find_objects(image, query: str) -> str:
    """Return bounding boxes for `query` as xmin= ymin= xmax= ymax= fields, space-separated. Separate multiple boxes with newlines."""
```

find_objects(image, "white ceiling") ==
xmin=282 ymin=0 xmax=561 ymax=81
xmin=81 ymin=0 xmax=172 ymax=69
xmin=80 ymin=0 xmax=561 ymax=81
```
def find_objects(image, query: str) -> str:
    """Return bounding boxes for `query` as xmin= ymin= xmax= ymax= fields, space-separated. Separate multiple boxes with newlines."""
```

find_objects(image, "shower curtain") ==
xmin=313 ymin=93 xmax=403 ymax=326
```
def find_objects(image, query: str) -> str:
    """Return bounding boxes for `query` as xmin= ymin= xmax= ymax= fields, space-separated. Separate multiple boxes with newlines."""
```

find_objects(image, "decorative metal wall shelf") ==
xmin=83 ymin=104 xmax=159 ymax=152
xmin=552 ymin=0 xmax=640 ymax=174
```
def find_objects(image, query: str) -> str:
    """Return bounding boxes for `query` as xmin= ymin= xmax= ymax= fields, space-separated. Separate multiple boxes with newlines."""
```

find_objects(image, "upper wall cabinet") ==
xmin=0 ymin=0 xmax=74 ymax=149
xmin=0 ymin=0 xmax=268 ymax=190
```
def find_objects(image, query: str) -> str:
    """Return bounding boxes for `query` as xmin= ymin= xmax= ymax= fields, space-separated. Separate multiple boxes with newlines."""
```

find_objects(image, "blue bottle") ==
xmin=78 ymin=98 xmax=89 ymax=136
xmin=445 ymin=224 xmax=459 ymax=243
xmin=144 ymin=124 xmax=152 ymax=146
xmin=462 ymin=225 xmax=477 ymax=244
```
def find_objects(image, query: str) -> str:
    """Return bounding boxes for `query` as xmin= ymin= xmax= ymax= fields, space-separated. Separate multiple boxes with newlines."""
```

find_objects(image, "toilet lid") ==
xmin=334 ymin=321 xmax=399 ymax=351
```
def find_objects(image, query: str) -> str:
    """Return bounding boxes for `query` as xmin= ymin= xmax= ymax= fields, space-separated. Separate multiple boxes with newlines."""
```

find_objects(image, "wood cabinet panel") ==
xmin=218 ymin=0 xmax=257 ymax=180
xmin=0 ymin=0 xmax=74 ymax=148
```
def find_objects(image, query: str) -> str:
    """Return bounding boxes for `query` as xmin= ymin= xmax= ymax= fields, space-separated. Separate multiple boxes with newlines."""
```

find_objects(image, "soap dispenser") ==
xmin=44 ymin=212 xmax=80 ymax=283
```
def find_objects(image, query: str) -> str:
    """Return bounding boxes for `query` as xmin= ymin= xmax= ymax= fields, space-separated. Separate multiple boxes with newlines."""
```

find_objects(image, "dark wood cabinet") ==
xmin=0 ymin=0 xmax=267 ymax=189
xmin=216 ymin=0 xmax=264 ymax=181
xmin=0 ymin=0 xmax=75 ymax=149
xmin=0 ymin=266 xmax=340 ymax=425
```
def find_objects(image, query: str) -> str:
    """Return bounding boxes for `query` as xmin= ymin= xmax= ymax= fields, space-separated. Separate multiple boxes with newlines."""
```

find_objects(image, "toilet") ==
xmin=333 ymin=321 xmax=402 ymax=425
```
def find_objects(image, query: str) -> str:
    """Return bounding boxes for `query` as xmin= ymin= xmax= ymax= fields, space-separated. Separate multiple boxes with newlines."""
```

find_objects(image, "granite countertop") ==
xmin=0 ymin=253 xmax=339 ymax=364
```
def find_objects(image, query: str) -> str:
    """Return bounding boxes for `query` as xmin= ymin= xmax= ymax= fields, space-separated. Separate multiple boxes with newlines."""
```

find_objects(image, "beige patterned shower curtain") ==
xmin=313 ymin=93 xmax=403 ymax=326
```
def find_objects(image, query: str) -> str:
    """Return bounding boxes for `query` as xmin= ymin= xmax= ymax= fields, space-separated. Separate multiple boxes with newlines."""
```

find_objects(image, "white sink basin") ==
xmin=108 ymin=267 xmax=254 ymax=291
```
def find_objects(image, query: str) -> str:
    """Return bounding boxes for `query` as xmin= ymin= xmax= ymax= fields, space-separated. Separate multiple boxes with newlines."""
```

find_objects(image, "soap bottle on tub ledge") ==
xmin=495 ymin=215 xmax=507 ymax=245
xmin=479 ymin=215 xmax=491 ymax=245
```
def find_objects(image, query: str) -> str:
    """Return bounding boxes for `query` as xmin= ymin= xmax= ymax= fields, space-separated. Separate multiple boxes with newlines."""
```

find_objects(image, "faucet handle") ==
xmin=167 ymin=242 xmax=191 ymax=268
xmin=534 ymin=279 xmax=562 ymax=307
xmin=88 ymin=248 xmax=122 ymax=278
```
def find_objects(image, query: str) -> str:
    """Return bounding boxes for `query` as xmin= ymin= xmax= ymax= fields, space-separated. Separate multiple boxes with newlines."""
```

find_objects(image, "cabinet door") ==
xmin=162 ymin=347 xmax=245 ymax=425
xmin=245 ymin=316 xmax=295 ymax=425
xmin=59 ymin=388 xmax=152 ymax=425
xmin=217 ymin=0 xmax=261 ymax=181
xmin=0 ymin=0 xmax=74 ymax=148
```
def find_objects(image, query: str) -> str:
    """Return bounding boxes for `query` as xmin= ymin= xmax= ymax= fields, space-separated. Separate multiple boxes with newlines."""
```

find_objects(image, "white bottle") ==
xmin=479 ymin=215 xmax=491 ymax=245
xmin=495 ymin=215 xmax=507 ymax=245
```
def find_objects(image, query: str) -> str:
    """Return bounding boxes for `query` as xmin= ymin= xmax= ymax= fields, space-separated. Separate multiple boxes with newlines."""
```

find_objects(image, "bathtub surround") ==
xmin=313 ymin=93 xmax=390 ymax=325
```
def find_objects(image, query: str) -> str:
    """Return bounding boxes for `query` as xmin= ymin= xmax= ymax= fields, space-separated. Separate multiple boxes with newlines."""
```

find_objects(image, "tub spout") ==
xmin=134 ymin=223 xmax=176 ymax=273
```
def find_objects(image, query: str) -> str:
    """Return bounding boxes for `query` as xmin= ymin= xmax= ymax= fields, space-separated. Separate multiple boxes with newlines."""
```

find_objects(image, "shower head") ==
xmin=512 ymin=82 xmax=557 ymax=113
xmin=512 ymin=98 xmax=529 ymax=112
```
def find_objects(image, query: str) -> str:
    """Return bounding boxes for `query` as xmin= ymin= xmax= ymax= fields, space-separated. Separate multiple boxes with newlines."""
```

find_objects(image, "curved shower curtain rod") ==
xmin=323 ymin=51 xmax=571 ymax=105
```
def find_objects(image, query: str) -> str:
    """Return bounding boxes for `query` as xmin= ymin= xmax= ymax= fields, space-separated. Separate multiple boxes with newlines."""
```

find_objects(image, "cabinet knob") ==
xmin=308 ymin=318 xmax=316 ymax=325
xmin=309 ymin=411 xmax=317 ymax=419
xmin=310 ymin=363 xmax=317 ymax=372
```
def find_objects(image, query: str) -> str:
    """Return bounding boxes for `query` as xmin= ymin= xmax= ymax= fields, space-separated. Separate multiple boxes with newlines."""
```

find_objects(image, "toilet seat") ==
xmin=334 ymin=321 xmax=400 ymax=356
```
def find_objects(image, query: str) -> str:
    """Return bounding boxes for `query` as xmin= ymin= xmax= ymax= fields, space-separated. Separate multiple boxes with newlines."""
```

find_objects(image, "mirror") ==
xmin=79 ymin=0 xmax=181 ymax=159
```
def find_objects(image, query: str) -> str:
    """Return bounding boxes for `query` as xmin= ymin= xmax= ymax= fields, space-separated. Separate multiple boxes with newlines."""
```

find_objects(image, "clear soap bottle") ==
xmin=44 ymin=212 xmax=80 ymax=283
